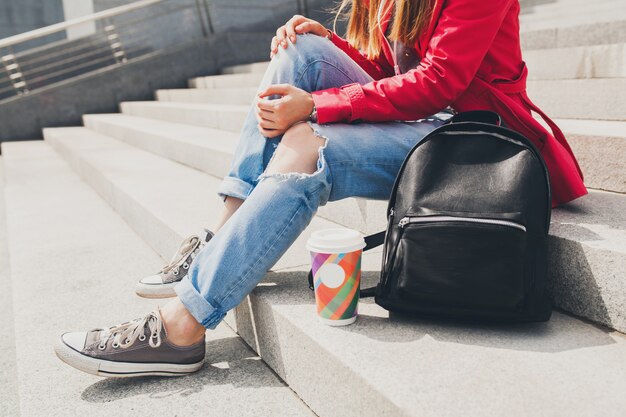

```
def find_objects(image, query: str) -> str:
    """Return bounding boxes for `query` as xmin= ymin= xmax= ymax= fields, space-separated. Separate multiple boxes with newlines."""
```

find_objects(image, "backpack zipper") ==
xmin=398 ymin=215 xmax=526 ymax=232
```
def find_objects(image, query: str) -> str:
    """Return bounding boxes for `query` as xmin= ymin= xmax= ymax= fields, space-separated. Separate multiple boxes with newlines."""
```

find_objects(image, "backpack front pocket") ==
xmin=390 ymin=215 xmax=528 ymax=311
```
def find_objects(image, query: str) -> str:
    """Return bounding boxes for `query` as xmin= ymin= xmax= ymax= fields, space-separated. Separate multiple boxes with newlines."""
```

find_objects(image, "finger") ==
xmin=294 ymin=21 xmax=312 ymax=34
xmin=258 ymin=84 xmax=291 ymax=99
xmin=255 ymin=107 xmax=277 ymax=125
xmin=256 ymin=100 xmax=275 ymax=113
xmin=276 ymin=26 xmax=288 ymax=49
xmin=257 ymin=99 xmax=274 ymax=112
xmin=258 ymin=117 xmax=278 ymax=130
xmin=286 ymin=17 xmax=305 ymax=43
xmin=258 ymin=125 xmax=282 ymax=139
xmin=270 ymin=37 xmax=278 ymax=58
xmin=255 ymin=109 xmax=269 ymax=125
xmin=256 ymin=107 xmax=276 ymax=121
xmin=286 ymin=22 xmax=297 ymax=44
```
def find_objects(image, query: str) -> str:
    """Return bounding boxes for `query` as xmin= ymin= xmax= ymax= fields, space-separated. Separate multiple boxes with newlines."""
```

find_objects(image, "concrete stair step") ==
xmin=41 ymin=127 xmax=626 ymax=417
xmin=202 ymin=40 xmax=626 ymax=83
xmin=83 ymin=114 xmax=239 ymax=179
xmin=553 ymin=118 xmax=626 ymax=193
xmin=520 ymin=0 xmax=626 ymax=31
xmin=188 ymin=72 xmax=265 ymax=89
xmin=1 ymin=140 xmax=315 ymax=417
xmin=79 ymin=112 xmax=626 ymax=334
xmin=521 ymin=20 xmax=626 ymax=50
xmin=119 ymin=101 xmax=248 ymax=132
xmin=155 ymin=87 xmax=257 ymax=105
xmin=525 ymin=43 xmax=626 ymax=80
xmin=221 ymin=61 xmax=269 ymax=75
xmin=527 ymin=78 xmax=625 ymax=121
xmin=0 ymin=157 xmax=20 ymax=417
xmin=196 ymin=41 xmax=626 ymax=84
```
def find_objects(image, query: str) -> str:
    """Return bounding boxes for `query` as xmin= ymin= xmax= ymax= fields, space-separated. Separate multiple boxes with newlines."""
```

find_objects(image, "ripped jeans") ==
xmin=175 ymin=33 xmax=450 ymax=329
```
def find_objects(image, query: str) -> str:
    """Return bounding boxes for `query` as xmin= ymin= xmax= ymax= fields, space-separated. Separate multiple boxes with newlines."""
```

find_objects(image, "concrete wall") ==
xmin=519 ymin=0 xmax=626 ymax=31
xmin=0 ymin=32 xmax=273 ymax=141
xmin=62 ymin=0 xmax=96 ymax=40
xmin=0 ymin=0 xmax=66 ymax=50
xmin=0 ymin=0 xmax=64 ymax=38
xmin=206 ymin=0 xmax=340 ymax=33
xmin=94 ymin=0 xmax=131 ymax=12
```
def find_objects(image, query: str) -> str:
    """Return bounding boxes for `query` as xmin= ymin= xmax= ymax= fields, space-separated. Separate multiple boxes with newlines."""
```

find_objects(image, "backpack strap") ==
xmin=445 ymin=110 xmax=502 ymax=126
xmin=307 ymin=230 xmax=386 ymax=298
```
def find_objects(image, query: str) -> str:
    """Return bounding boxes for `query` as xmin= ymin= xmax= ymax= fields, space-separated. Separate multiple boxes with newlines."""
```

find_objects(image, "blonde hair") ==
xmin=333 ymin=0 xmax=434 ymax=59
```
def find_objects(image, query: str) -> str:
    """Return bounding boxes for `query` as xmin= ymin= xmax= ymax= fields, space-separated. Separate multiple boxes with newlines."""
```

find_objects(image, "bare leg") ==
xmin=264 ymin=123 xmax=323 ymax=175
xmin=161 ymin=298 xmax=206 ymax=346
xmin=156 ymin=196 xmax=244 ymax=345
xmin=213 ymin=196 xmax=244 ymax=233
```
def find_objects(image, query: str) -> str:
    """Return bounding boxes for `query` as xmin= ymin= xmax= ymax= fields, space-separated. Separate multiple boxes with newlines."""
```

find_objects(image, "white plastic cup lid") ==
xmin=306 ymin=228 xmax=366 ymax=254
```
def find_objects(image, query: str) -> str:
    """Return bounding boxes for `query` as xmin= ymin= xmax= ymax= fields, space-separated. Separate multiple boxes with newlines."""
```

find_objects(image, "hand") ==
xmin=256 ymin=84 xmax=314 ymax=138
xmin=270 ymin=15 xmax=331 ymax=59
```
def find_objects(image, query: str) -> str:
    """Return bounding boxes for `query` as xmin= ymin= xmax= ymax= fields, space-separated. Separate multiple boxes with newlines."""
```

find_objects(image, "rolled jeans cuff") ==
xmin=175 ymin=277 xmax=226 ymax=329
xmin=217 ymin=176 xmax=255 ymax=201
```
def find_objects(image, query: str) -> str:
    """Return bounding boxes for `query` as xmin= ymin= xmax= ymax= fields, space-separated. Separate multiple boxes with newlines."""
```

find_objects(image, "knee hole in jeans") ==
xmin=265 ymin=122 xmax=326 ymax=176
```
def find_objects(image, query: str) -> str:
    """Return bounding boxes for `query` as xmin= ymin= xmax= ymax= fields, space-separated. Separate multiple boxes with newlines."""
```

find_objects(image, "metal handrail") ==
xmin=0 ymin=0 xmax=311 ymax=100
xmin=0 ymin=0 xmax=164 ymax=49
xmin=0 ymin=0 xmax=210 ymax=98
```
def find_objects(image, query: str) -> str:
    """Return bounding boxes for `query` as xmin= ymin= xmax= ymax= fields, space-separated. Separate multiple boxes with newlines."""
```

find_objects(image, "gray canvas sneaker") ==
xmin=136 ymin=229 xmax=214 ymax=298
xmin=54 ymin=309 xmax=205 ymax=377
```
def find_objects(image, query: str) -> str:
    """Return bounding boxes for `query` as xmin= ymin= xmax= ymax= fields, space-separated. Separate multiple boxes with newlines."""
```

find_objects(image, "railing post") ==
xmin=194 ymin=0 xmax=209 ymax=37
xmin=104 ymin=18 xmax=128 ymax=64
xmin=202 ymin=0 xmax=215 ymax=35
xmin=1 ymin=47 xmax=28 ymax=95
xmin=302 ymin=0 xmax=309 ymax=17
xmin=296 ymin=0 xmax=309 ymax=16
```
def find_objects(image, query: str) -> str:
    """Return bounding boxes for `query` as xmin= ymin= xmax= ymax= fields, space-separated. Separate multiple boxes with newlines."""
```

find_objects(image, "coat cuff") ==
xmin=328 ymin=30 xmax=342 ymax=48
xmin=311 ymin=83 xmax=366 ymax=124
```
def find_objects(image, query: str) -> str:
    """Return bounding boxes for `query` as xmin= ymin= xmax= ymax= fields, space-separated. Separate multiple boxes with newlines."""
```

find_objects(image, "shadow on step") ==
xmin=547 ymin=191 xmax=626 ymax=332
xmin=80 ymin=335 xmax=283 ymax=403
xmin=241 ymin=268 xmax=616 ymax=360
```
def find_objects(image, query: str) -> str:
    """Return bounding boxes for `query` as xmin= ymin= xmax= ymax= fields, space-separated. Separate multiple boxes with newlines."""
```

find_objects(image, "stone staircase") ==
xmin=2 ymin=20 xmax=626 ymax=417
xmin=519 ymin=0 xmax=626 ymax=32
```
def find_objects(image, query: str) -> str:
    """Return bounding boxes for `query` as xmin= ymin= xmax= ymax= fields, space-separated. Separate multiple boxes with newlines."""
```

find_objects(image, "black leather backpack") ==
xmin=308 ymin=111 xmax=553 ymax=322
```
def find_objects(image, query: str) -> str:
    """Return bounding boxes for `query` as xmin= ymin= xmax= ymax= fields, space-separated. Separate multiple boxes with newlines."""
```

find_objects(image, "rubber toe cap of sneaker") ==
xmin=139 ymin=274 xmax=163 ymax=285
xmin=62 ymin=332 xmax=87 ymax=352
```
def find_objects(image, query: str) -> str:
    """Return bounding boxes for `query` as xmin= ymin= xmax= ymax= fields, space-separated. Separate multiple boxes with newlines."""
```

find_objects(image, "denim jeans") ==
xmin=175 ymin=33 xmax=449 ymax=329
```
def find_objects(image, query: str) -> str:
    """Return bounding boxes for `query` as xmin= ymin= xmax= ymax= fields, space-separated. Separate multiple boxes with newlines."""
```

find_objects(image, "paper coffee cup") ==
xmin=306 ymin=228 xmax=366 ymax=326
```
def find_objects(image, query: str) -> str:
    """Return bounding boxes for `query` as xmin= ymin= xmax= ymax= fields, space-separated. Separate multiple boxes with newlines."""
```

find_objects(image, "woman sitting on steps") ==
xmin=55 ymin=0 xmax=586 ymax=377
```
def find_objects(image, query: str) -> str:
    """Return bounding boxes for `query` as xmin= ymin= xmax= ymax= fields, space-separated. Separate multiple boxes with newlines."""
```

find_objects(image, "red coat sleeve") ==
xmin=312 ymin=0 xmax=514 ymax=124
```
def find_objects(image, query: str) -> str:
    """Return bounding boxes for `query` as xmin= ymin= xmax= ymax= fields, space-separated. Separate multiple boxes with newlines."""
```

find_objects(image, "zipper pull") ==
xmin=398 ymin=217 xmax=409 ymax=228
xmin=389 ymin=207 xmax=395 ymax=217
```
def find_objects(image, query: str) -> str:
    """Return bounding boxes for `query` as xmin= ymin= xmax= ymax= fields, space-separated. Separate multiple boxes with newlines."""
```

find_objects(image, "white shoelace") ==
xmin=161 ymin=235 xmax=201 ymax=274
xmin=97 ymin=310 xmax=163 ymax=350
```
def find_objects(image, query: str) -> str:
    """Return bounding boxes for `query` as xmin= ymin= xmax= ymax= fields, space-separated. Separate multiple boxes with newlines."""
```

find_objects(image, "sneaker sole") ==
xmin=54 ymin=337 xmax=203 ymax=378
xmin=135 ymin=281 xmax=178 ymax=299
